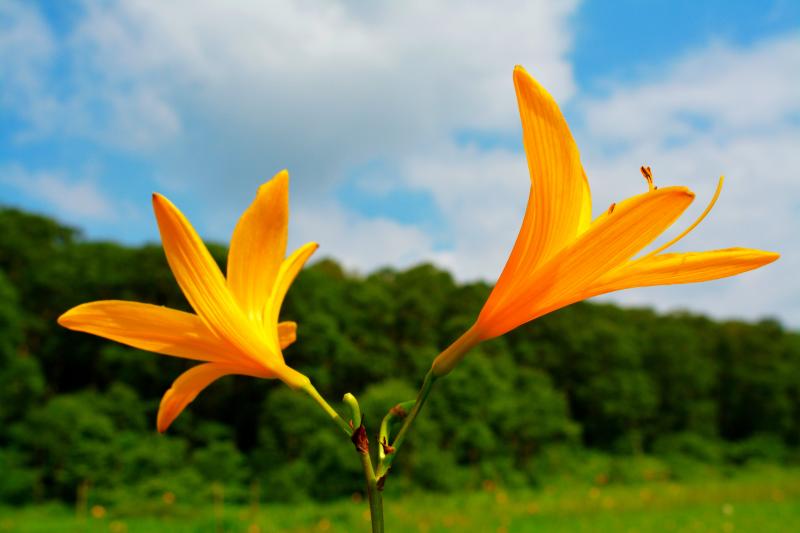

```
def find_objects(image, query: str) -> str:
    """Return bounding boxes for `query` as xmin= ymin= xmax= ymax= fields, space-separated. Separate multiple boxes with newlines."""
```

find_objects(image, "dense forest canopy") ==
xmin=1 ymin=206 xmax=798 ymax=506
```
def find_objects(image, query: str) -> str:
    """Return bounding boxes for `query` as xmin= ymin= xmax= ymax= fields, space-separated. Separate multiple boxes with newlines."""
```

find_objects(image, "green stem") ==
xmin=376 ymin=327 xmax=482 ymax=478
xmin=377 ymin=400 xmax=415 ymax=461
xmin=301 ymin=382 xmax=352 ymax=435
xmin=304 ymin=386 xmax=382 ymax=530
xmin=360 ymin=451 xmax=384 ymax=533
xmin=377 ymin=370 xmax=437 ymax=477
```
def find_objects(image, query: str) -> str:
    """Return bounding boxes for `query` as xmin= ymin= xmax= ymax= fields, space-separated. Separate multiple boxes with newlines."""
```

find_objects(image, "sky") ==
xmin=1 ymin=0 xmax=798 ymax=326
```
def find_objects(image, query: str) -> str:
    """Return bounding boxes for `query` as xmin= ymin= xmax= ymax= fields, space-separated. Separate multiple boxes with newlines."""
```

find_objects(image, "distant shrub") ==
xmin=725 ymin=433 xmax=789 ymax=465
xmin=652 ymin=432 xmax=724 ymax=463
xmin=0 ymin=448 xmax=39 ymax=504
xmin=525 ymin=445 xmax=611 ymax=485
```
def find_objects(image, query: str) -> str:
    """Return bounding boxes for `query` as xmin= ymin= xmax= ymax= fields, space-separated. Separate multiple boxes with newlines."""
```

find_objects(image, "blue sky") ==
xmin=1 ymin=0 xmax=798 ymax=326
xmin=571 ymin=0 xmax=799 ymax=88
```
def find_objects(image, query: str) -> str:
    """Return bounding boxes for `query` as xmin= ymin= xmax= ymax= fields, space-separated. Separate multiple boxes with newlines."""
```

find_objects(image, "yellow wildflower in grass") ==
xmin=58 ymin=171 xmax=316 ymax=431
xmin=432 ymin=66 xmax=779 ymax=376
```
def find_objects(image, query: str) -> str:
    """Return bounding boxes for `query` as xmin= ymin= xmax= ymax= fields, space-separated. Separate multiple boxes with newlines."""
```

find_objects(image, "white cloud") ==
xmin=0 ymin=1 xmax=59 ymax=140
xmin=402 ymin=142 xmax=529 ymax=281
xmin=1 ymin=165 xmax=118 ymax=221
xmin=291 ymin=204 xmax=435 ymax=274
xmin=0 ymin=0 xmax=578 ymax=276
xmin=9 ymin=0 xmax=578 ymax=283
xmin=2 ymin=0 xmax=578 ymax=203
xmin=582 ymin=35 xmax=800 ymax=144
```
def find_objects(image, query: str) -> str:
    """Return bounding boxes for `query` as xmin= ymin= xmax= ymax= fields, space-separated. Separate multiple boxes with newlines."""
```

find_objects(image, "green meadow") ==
xmin=2 ymin=467 xmax=798 ymax=532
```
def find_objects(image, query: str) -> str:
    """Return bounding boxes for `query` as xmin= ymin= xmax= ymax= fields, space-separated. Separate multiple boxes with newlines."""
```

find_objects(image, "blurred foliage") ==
xmin=0 ymin=206 xmax=798 ymax=506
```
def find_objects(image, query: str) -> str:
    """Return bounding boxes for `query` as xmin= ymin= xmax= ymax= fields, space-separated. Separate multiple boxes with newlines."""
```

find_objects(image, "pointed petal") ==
xmin=58 ymin=301 xmax=247 ymax=364
xmin=157 ymin=363 xmax=268 ymax=432
xmin=586 ymin=248 xmax=780 ymax=296
xmin=534 ymin=187 xmax=696 ymax=304
xmin=496 ymin=67 xmax=591 ymax=289
xmin=152 ymin=193 xmax=272 ymax=363
xmin=277 ymin=321 xmax=297 ymax=349
xmin=479 ymin=187 xmax=695 ymax=338
xmin=227 ymin=171 xmax=289 ymax=320
xmin=264 ymin=242 xmax=318 ymax=331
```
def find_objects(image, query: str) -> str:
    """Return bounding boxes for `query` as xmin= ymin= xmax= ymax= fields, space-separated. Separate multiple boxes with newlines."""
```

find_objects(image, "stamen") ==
xmin=607 ymin=203 xmax=616 ymax=215
xmin=640 ymin=166 xmax=655 ymax=192
xmin=644 ymin=176 xmax=725 ymax=259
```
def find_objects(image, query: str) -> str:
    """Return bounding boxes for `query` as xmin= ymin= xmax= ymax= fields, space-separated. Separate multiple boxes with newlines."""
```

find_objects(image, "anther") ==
xmin=607 ymin=203 xmax=616 ymax=215
xmin=640 ymin=166 xmax=655 ymax=191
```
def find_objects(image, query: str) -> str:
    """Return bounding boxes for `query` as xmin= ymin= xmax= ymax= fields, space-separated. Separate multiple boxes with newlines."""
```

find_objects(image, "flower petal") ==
xmin=493 ymin=67 xmax=592 ymax=297
xmin=478 ymin=187 xmax=695 ymax=338
xmin=157 ymin=363 xmax=269 ymax=432
xmin=227 ymin=171 xmax=289 ymax=320
xmin=585 ymin=248 xmax=780 ymax=296
xmin=277 ymin=321 xmax=297 ymax=349
xmin=58 ymin=301 xmax=248 ymax=365
xmin=152 ymin=193 xmax=273 ymax=364
xmin=264 ymin=242 xmax=318 ymax=332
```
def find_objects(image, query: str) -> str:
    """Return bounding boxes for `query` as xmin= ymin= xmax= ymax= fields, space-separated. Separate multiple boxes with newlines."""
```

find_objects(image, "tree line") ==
xmin=1 ymin=206 xmax=798 ymax=506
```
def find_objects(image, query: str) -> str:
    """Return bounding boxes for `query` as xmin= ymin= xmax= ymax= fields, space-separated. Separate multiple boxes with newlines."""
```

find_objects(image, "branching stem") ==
xmin=376 ymin=370 xmax=438 ymax=478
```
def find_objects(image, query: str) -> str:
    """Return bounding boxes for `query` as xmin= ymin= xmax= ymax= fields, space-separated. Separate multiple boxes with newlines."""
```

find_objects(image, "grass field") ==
xmin=2 ymin=467 xmax=798 ymax=532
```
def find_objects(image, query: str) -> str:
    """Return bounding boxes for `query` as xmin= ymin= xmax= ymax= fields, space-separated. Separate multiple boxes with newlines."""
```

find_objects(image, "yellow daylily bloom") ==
xmin=431 ymin=66 xmax=779 ymax=376
xmin=58 ymin=171 xmax=316 ymax=431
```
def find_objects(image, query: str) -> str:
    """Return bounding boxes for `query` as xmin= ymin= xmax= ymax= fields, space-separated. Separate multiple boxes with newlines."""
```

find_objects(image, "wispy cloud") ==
xmin=0 ymin=1 xmax=57 ymax=140
xmin=0 ymin=0 xmax=578 ymax=200
xmin=1 ymin=164 xmax=118 ymax=221
xmin=293 ymin=203 xmax=435 ymax=273
xmin=581 ymin=34 xmax=800 ymax=144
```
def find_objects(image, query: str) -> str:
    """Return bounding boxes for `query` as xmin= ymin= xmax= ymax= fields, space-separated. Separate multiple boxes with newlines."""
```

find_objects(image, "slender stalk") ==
xmin=360 ymin=451 xmax=384 ymax=533
xmin=377 ymin=327 xmax=482 ymax=478
xmin=304 ymin=385 xmax=384 ymax=531
xmin=376 ymin=370 xmax=437 ymax=477
xmin=301 ymin=382 xmax=352 ymax=435
xmin=430 ymin=324 xmax=482 ymax=377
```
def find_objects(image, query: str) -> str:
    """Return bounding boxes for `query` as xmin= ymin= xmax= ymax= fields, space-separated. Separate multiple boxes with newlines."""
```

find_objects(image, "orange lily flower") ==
xmin=58 ymin=171 xmax=316 ymax=431
xmin=432 ymin=66 xmax=779 ymax=376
